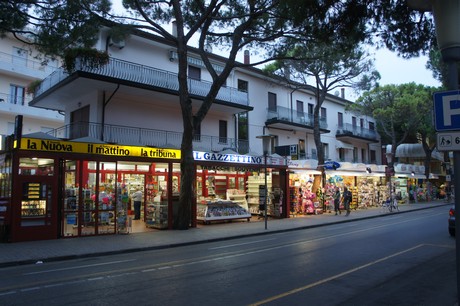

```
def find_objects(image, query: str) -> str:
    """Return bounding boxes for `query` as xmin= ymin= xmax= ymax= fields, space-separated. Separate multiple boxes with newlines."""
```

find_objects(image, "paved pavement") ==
xmin=0 ymin=200 xmax=452 ymax=267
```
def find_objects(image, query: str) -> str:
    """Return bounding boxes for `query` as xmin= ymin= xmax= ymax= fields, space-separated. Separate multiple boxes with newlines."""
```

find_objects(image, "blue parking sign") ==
xmin=434 ymin=90 xmax=460 ymax=131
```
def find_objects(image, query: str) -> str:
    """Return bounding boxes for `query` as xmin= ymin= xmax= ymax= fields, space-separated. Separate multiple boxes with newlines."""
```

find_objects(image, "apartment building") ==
xmin=0 ymin=26 xmax=387 ymax=242
xmin=0 ymin=34 xmax=64 ymax=150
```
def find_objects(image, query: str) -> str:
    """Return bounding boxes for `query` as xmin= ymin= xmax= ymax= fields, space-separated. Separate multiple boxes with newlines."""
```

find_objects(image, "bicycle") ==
xmin=381 ymin=197 xmax=399 ymax=213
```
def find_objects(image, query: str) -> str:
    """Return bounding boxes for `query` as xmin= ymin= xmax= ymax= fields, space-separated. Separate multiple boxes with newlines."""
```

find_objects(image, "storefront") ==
xmin=194 ymin=151 xmax=289 ymax=223
xmin=323 ymin=163 xmax=388 ymax=211
xmin=0 ymin=136 xmax=289 ymax=242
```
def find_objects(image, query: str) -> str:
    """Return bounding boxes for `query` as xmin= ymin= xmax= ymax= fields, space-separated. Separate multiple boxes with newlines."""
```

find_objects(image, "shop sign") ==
xmin=324 ymin=161 xmax=340 ymax=170
xmin=20 ymin=138 xmax=181 ymax=159
xmin=194 ymin=151 xmax=262 ymax=165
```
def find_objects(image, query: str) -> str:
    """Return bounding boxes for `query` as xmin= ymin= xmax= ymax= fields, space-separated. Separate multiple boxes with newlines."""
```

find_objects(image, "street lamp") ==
xmin=408 ymin=1 xmax=460 ymax=301
xmin=256 ymin=134 xmax=275 ymax=230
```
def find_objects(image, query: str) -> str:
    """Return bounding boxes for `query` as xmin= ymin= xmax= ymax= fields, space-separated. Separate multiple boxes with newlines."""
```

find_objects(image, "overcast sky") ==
xmin=373 ymin=48 xmax=441 ymax=87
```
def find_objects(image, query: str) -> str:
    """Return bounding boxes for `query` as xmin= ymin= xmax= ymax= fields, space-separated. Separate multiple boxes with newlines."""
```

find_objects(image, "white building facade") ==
xmin=0 ymin=34 xmax=64 ymax=150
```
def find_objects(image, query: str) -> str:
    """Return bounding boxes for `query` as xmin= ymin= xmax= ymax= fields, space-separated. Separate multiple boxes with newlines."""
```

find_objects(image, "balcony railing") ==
xmin=267 ymin=106 xmax=328 ymax=129
xmin=47 ymin=122 xmax=250 ymax=154
xmin=35 ymin=57 xmax=249 ymax=106
xmin=336 ymin=123 xmax=379 ymax=141
xmin=0 ymin=50 xmax=58 ymax=75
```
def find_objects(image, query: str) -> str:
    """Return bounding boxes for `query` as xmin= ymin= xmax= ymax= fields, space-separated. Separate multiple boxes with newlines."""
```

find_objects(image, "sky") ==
xmin=373 ymin=48 xmax=441 ymax=87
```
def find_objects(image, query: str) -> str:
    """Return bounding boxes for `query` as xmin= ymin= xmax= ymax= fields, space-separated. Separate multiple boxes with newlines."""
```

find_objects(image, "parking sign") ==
xmin=433 ymin=90 xmax=460 ymax=131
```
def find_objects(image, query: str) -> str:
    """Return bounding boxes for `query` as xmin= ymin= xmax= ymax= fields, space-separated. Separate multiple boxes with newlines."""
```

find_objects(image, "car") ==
xmin=449 ymin=205 xmax=455 ymax=237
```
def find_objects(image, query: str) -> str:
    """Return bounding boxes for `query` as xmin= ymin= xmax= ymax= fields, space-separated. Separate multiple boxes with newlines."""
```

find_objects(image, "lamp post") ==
xmin=408 ymin=1 xmax=460 ymax=301
xmin=256 ymin=134 xmax=274 ymax=230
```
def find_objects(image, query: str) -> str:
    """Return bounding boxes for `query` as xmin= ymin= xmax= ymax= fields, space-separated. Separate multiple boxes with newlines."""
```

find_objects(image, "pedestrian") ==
xmin=343 ymin=186 xmax=352 ymax=216
xmin=131 ymin=188 xmax=143 ymax=220
xmin=333 ymin=186 xmax=341 ymax=215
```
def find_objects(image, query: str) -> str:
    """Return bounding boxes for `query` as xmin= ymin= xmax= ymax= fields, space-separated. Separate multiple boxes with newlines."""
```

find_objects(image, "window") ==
xmin=338 ymin=148 xmax=345 ymax=161
xmin=10 ymin=85 xmax=25 ymax=105
xmin=370 ymin=150 xmax=376 ymax=163
xmin=369 ymin=122 xmax=375 ymax=131
xmin=237 ymin=112 xmax=249 ymax=154
xmin=268 ymin=92 xmax=277 ymax=111
xmin=193 ymin=121 xmax=201 ymax=141
xmin=338 ymin=112 xmax=343 ymax=127
xmin=219 ymin=120 xmax=227 ymax=143
xmin=299 ymin=139 xmax=306 ymax=158
xmin=238 ymin=79 xmax=248 ymax=92
xmin=188 ymin=65 xmax=201 ymax=80
xmin=361 ymin=148 xmax=366 ymax=163
xmin=360 ymin=118 xmax=364 ymax=127
xmin=323 ymin=143 xmax=329 ymax=160
xmin=320 ymin=107 xmax=326 ymax=118
xmin=308 ymin=103 xmax=314 ymax=115
xmin=296 ymin=100 xmax=304 ymax=118
xmin=352 ymin=117 xmax=357 ymax=127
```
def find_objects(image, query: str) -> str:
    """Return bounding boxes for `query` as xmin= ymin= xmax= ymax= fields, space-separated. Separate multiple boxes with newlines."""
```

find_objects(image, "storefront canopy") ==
xmin=386 ymin=144 xmax=444 ymax=161
xmin=336 ymin=141 xmax=354 ymax=150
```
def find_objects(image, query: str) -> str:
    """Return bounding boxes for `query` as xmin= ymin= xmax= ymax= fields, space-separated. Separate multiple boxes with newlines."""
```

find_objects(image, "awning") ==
xmin=336 ymin=141 xmax=354 ymax=150
xmin=386 ymin=144 xmax=444 ymax=161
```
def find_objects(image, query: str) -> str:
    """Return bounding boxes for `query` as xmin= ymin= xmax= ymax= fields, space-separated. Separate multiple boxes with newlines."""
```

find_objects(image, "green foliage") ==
xmin=63 ymin=48 xmax=109 ymax=73
xmin=350 ymin=83 xmax=438 ymax=146
xmin=26 ymin=79 xmax=42 ymax=95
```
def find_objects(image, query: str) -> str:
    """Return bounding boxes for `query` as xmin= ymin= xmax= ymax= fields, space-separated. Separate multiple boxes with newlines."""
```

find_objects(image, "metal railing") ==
xmin=267 ymin=106 xmax=328 ymax=129
xmin=48 ymin=122 xmax=250 ymax=154
xmin=35 ymin=57 xmax=249 ymax=106
xmin=0 ymin=50 xmax=58 ymax=74
xmin=336 ymin=123 xmax=379 ymax=141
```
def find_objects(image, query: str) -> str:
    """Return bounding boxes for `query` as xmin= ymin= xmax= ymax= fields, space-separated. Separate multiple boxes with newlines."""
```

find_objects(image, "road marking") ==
xmin=208 ymin=238 xmax=277 ymax=250
xmin=23 ymin=259 xmax=137 ymax=275
xmin=249 ymin=244 xmax=426 ymax=306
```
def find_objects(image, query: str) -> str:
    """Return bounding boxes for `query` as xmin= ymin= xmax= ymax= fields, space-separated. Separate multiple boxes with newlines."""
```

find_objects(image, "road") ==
xmin=0 ymin=206 xmax=456 ymax=305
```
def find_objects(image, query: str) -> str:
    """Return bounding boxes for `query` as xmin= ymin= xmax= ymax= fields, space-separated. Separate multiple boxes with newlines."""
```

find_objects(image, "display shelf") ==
xmin=197 ymin=200 xmax=251 ymax=224
xmin=246 ymin=175 xmax=272 ymax=215
xmin=146 ymin=200 xmax=168 ymax=229
xmin=226 ymin=189 xmax=247 ymax=206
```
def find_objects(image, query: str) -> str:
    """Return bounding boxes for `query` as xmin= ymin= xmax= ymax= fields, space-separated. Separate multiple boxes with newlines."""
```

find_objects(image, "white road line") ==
xmin=208 ymin=238 xmax=277 ymax=250
xmin=23 ymin=259 xmax=137 ymax=275
xmin=249 ymin=244 xmax=428 ymax=306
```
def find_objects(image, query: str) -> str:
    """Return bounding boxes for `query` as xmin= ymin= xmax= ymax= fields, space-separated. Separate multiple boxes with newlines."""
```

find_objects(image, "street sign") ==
xmin=437 ymin=131 xmax=460 ymax=151
xmin=433 ymin=90 xmax=460 ymax=131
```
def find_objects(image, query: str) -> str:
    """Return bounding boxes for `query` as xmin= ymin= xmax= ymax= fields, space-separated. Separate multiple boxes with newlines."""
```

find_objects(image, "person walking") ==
xmin=343 ymin=186 xmax=352 ymax=216
xmin=131 ymin=188 xmax=143 ymax=220
xmin=333 ymin=186 xmax=341 ymax=215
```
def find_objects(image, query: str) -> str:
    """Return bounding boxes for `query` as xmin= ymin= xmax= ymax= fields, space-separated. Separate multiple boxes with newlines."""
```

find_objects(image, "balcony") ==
xmin=266 ymin=106 xmax=328 ymax=133
xmin=0 ymin=50 xmax=58 ymax=79
xmin=47 ymin=122 xmax=250 ymax=154
xmin=0 ymin=92 xmax=63 ymax=121
xmin=33 ymin=57 xmax=250 ymax=110
xmin=336 ymin=123 xmax=379 ymax=143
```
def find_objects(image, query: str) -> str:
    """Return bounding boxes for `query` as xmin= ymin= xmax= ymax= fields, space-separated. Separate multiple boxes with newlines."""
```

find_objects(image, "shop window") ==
xmin=62 ymin=160 xmax=78 ymax=237
xmin=18 ymin=158 xmax=54 ymax=176
xmin=21 ymin=182 xmax=51 ymax=227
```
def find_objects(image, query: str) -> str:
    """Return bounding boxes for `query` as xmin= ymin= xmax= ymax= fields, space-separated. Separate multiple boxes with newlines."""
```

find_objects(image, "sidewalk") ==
xmin=0 ymin=201 xmax=450 ymax=267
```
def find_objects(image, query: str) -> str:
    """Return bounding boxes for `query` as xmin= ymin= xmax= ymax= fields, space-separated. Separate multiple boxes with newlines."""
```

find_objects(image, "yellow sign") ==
xmin=20 ymin=138 xmax=181 ymax=160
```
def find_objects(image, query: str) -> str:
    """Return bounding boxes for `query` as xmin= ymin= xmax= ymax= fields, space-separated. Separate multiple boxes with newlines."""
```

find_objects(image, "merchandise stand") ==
xmin=197 ymin=200 xmax=251 ymax=224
